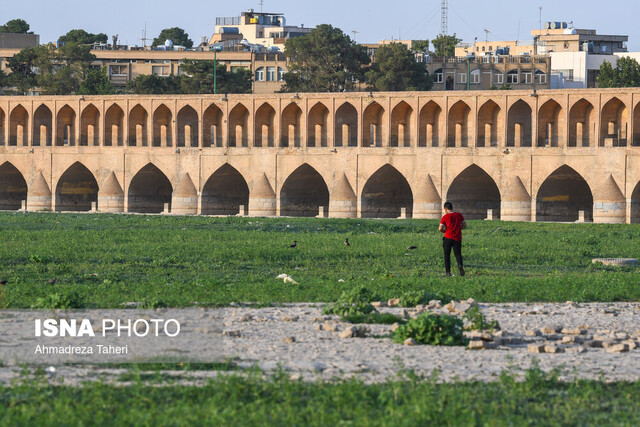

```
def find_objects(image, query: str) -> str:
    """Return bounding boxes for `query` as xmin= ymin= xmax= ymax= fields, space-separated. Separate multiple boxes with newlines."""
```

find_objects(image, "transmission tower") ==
xmin=441 ymin=0 xmax=448 ymax=35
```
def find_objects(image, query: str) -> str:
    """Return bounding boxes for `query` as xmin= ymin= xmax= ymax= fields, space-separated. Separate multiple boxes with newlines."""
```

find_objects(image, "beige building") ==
xmin=0 ymin=89 xmax=638 ymax=224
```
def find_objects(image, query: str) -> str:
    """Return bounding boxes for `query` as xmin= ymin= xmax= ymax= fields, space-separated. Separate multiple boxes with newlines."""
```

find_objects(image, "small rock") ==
xmin=544 ymin=344 xmax=564 ymax=354
xmin=427 ymin=300 xmax=442 ymax=309
xmin=605 ymin=343 xmax=629 ymax=353
xmin=561 ymin=328 xmax=584 ymax=335
xmin=371 ymin=301 xmax=385 ymax=308
xmin=390 ymin=322 xmax=401 ymax=332
xmin=585 ymin=340 xmax=603 ymax=348
xmin=561 ymin=336 xmax=575 ymax=344
xmin=388 ymin=298 xmax=400 ymax=307
xmin=283 ymin=336 xmax=296 ymax=343
xmin=240 ymin=314 xmax=253 ymax=322
xmin=528 ymin=344 xmax=545 ymax=353
xmin=282 ymin=315 xmax=299 ymax=322
xmin=541 ymin=325 xmax=561 ymax=334
xmin=525 ymin=329 xmax=541 ymax=337
xmin=339 ymin=325 xmax=368 ymax=339
xmin=615 ymin=332 xmax=629 ymax=340
xmin=323 ymin=321 xmax=338 ymax=332
xmin=403 ymin=338 xmax=417 ymax=346
xmin=445 ymin=300 xmax=473 ymax=314
xmin=623 ymin=340 xmax=637 ymax=350
xmin=566 ymin=345 xmax=587 ymax=354
xmin=468 ymin=340 xmax=485 ymax=349
xmin=223 ymin=330 xmax=242 ymax=338
xmin=314 ymin=324 xmax=323 ymax=331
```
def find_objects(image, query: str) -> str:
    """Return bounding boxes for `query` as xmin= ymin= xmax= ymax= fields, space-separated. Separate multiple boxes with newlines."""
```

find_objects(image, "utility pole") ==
xmin=139 ymin=22 xmax=150 ymax=48
xmin=441 ymin=0 xmax=448 ymax=35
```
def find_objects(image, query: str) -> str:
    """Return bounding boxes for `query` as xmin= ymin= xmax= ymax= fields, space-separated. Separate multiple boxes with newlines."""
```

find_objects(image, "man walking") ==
xmin=438 ymin=201 xmax=466 ymax=277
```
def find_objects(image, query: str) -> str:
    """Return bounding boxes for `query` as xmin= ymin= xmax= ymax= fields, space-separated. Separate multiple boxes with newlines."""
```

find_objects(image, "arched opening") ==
xmin=56 ymin=105 xmax=76 ymax=146
xmin=631 ymin=181 xmax=640 ymax=223
xmin=307 ymin=102 xmax=329 ymax=147
xmin=633 ymin=103 xmax=640 ymax=147
xmin=476 ymin=100 xmax=502 ymax=147
xmin=0 ymin=108 xmax=4 ymax=146
xmin=203 ymin=104 xmax=223 ymax=147
xmin=391 ymin=101 xmax=413 ymax=147
xmin=0 ymin=162 xmax=27 ymax=210
xmin=55 ymin=162 xmax=98 ymax=212
xmin=254 ymin=103 xmax=275 ymax=147
xmin=153 ymin=104 xmax=173 ymax=147
xmin=80 ymin=104 xmax=100 ymax=146
xmin=536 ymin=165 xmax=593 ymax=222
xmin=10 ymin=105 xmax=28 ymax=146
xmin=105 ymin=104 xmax=124 ymax=147
xmin=280 ymin=164 xmax=329 ymax=217
xmin=569 ymin=99 xmax=594 ymax=147
xmin=363 ymin=102 xmax=386 ymax=147
xmin=447 ymin=101 xmax=470 ymax=147
xmin=33 ymin=104 xmax=52 ymax=147
xmin=280 ymin=103 xmax=302 ymax=147
xmin=446 ymin=165 xmax=501 ymax=219
xmin=127 ymin=164 xmax=172 ymax=213
xmin=361 ymin=164 xmax=413 ymax=218
xmin=507 ymin=100 xmax=532 ymax=147
xmin=201 ymin=164 xmax=249 ymax=215
xmin=538 ymin=100 xmax=564 ymax=147
xmin=419 ymin=101 xmax=442 ymax=147
xmin=128 ymin=104 xmax=148 ymax=146
xmin=600 ymin=97 xmax=628 ymax=147
xmin=228 ymin=104 xmax=248 ymax=147
xmin=335 ymin=103 xmax=357 ymax=147
xmin=177 ymin=105 xmax=198 ymax=147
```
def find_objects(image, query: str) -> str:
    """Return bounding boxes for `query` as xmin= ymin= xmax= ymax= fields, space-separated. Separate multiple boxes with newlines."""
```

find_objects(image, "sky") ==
xmin=3 ymin=0 xmax=639 ymax=50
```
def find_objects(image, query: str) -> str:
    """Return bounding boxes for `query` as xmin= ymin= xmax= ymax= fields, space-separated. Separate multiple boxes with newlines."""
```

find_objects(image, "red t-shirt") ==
xmin=440 ymin=212 xmax=465 ymax=241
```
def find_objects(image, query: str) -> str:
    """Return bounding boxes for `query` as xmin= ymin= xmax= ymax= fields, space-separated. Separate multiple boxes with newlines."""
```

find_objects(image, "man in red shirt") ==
xmin=438 ymin=201 xmax=467 ymax=277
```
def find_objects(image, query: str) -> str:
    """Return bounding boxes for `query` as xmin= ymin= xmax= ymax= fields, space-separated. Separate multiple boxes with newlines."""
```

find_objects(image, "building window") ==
xmin=470 ymin=69 xmax=480 ymax=84
xmin=494 ymin=73 xmax=504 ymax=84
xmin=535 ymin=70 xmax=547 ymax=84
xmin=277 ymin=67 xmax=285 ymax=81
xmin=152 ymin=66 xmax=170 ymax=76
xmin=266 ymin=66 xmax=276 ymax=81
xmin=482 ymin=46 xmax=485 ymax=52
xmin=458 ymin=72 xmax=467 ymax=84
xmin=489 ymin=46 xmax=493 ymax=51
xmin=506 ymin=70 xmax=519 ymax=84
xmin=523 ymin=72 xmax=533 ymax=84
xmin=434 ymin=69 xmax=443 ymax=83
xmin=109 ymin=65 xmax=128 ymax=76
xmin=255 ymin=67 xmax=264 ymax=81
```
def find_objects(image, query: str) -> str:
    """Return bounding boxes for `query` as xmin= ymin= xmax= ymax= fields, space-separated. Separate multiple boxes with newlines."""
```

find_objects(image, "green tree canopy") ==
xmin=598 ymin=57 xmax=640 ymax=88
xmin=59 ymin=29 xmax=108 ymax=45
xmin=126 ymin=74 xmax=183 ymax=94
xmin=365 ymin=43 xmax=432 ymax=91
xmin=431 ymin=34 xmax=462 ymax=57
xmin=281 ymin=24 xmax=370 ymax=92
xmin=0 ymin=19 xmax=32 ymax=34
xmin=78 ymin=67 xmax=115 ymax=95
xmin=411 ymin=40 xmax=430 ymax=52
xmin=5 ymin=46 xmax=39 ymax=94
xmin=152 ymin=27 xmax=193 ymax=48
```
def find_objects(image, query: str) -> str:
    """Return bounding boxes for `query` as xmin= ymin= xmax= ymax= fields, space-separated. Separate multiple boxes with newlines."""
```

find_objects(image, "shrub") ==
xmin=323 ymin=286 xmax=377 ymax=316
xmin=31 ymin=291 xmax=85 ymax=309
xmin=343 ymin=312 xmax=402 ymax=325
xmin=463 ymin=306 xmax=500 ymax=331
xmin=399 ymin=290 xmax=454 ymax=307
xmin=393 ymin=313 xmax=466 ymax=346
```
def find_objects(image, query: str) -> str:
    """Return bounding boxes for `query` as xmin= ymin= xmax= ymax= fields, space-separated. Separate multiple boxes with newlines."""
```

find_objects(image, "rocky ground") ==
xmin=2 ymin=301 xmax=640 ymax=385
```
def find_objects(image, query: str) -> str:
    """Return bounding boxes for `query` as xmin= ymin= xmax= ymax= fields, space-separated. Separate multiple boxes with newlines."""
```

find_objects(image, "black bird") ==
xmin=48 ymin=278 xmax=57 ymax=285
xmin=344 ymin=238 xmax=350 ymax=247
xmin=407 ymin=246 xmax=418 ymax=250
xmin=289 ymin=241 xmax=297 ymax=248
xmin=0 ymin=279 xmax=7 ymax=285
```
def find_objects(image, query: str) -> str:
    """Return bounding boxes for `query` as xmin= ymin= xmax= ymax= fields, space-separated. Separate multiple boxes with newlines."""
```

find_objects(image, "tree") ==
xmin=281 ymin=24 xmax=370 ymax=92
xmin=152 ymin=27 xmax=193 ymax=48
xmin=179 ymin=59 xmax=252 ymax=94
xmin=0 ymin=19 xmax=32 ymax=34
xmin=5 ymin=46 xmax=39 ymax=94
xmin=365 ymin=43 xmax=432 ymax=91
xmin=78 ymin=67 xmax=115 ymax=95
xmin=59 ymin=29 xmax=108 ymax=45
xmin=127 ymin=74 xmax=182 ymax=94
xmin=431 ymin=34 xmax=462 ymax=57
xmin=411 ymin=40 xmax=430 ymax=52
xmin=598 ymin=57 xmax=640 ymax=88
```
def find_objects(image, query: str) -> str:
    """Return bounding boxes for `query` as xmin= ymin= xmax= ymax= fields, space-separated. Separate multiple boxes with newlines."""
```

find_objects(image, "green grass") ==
xmin=1 ymin=212 xmax=640 ymax=308
xmin=2 ymin=367 xmax=640 ymax=426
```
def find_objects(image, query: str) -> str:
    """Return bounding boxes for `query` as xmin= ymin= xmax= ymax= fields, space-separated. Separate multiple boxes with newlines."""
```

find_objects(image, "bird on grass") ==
xmin=48 ymin=278 xmax=57 ymax=285
xmin=0 ymin=279 xmax=7 ymax=285
xmin=289 ymin=241 xmax=297 ymax=248
xmin=407 ymin=245 xmax=418 ymax=250
xmin=344 ymin=238 xmax=350 ymax=247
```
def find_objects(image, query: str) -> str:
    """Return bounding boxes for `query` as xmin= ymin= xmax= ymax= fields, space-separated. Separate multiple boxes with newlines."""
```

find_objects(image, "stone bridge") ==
xmin=0 ymin=89 xmax=639 ymax=223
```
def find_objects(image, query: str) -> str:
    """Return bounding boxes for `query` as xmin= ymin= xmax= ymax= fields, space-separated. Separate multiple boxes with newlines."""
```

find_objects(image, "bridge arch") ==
xmin=201 ymin=164 xmax=249 ymax=215
xmin=538 ymin=99 xmax=564 ymax=147
xmin=228 ymin=103 xmax=249 ymax=147
xmin=177 ymin=105 xmax=198 ymax=147
xmin=105 ymin=103 xmax=124 ymax=146
xmin=631 ymin=181 xmax=640 ymax=223
xmin=33 ymin=104 xmax=52 ymax=147
xmin=280 ymin=103 xmax=302 ymax=147
xmin=153 ymin=104 xmax=173 ymax=147
xmin=129 ymin=104 xmax=148 ymax=146
xmin=280 ymin=164 xmax=329 ymax=217
xmin=80 ymin=104 xmax=100 ymax=146
xmin=600 ymin=97 xmax=628 ymax=147
xmin=507 ymin=100 xmax=532 ymax=147
xmin=447 ymin=100 xmax=470 ymax=147
xmin=203 ymin=104 xmax=223 ymax=147
xmin=363 ymin=101 xmax=386 ymax=147
xmin=361 ymin=164 xmax=413 ymax=218
xmin=419 ymin=100 xmax=442 ymax=147
xmin=569 ymin=99 xmax=594 ymax=147
xmin=0 ymin=107 xmax=4 ymax=145
xmin=10 ymin=104 xmax=29 ymax=146
xmin=446 ymin=165 xmax=500 ymax=219
xmin=0 ymin=162 xmax=27 ymax=210
xmin=391 ymin=101 xmax=413 ymax=147
xmin=335 ymin=102 xmax=357 ymax=147
xmin=56 ymin=104 xmax=76 ymax=146
xmin=55 ymin=162 xmax=98 ymax=211
xmin=127 ymin=163 xmax=172 ymax=213
xmin=477 ymin=100 xmax=502 ymax=147
xmin=255 ymin=103 xmax=276 ymax=147
xmin=536 ymin=165 xmax=593 ymax=222
xmin=307 ymin=102 xmax=329 ymax=147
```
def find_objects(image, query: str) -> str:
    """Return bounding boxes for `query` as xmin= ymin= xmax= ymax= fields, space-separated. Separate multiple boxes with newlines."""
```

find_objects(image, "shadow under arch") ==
xmin=280 ymin=164 xmax=329 ymax=217
xmin=361 ymin=164 xmax=413 ymax=218
xmin=0 ymin=162 xmax=27 ymax=210
xmin=127 ymin=164 xmax=172 ymax=213
xmin=201 ymin=164 xmax=249 ymax=215
xmin=55 ymin=162 xmax=98 ymax=211
xmin=446 ymin=165 xmax=500 ymax=220
xmin=536 ymin=165 xmax=593 ymax=222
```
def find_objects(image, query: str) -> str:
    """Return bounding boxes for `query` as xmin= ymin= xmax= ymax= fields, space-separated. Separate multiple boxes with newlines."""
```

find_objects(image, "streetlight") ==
xmin=212 ymin=45 xmax=223 ymax=94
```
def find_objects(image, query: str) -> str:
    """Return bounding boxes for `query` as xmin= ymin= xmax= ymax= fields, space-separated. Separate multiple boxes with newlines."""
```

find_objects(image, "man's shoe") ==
xmin=458 ymin=265 xmax=465 ymax=277
xmin=445 ymin=272 xmax=452 ymax=277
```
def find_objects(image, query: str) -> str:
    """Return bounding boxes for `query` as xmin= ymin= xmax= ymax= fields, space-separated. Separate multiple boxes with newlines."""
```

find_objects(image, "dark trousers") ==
xmin=443 ymin=237 xmax=463 ymax=273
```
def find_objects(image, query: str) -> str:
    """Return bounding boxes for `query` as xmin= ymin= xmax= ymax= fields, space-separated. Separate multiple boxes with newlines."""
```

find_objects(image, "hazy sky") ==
xmin=3 ymin=0 xmax=638 ymax=50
